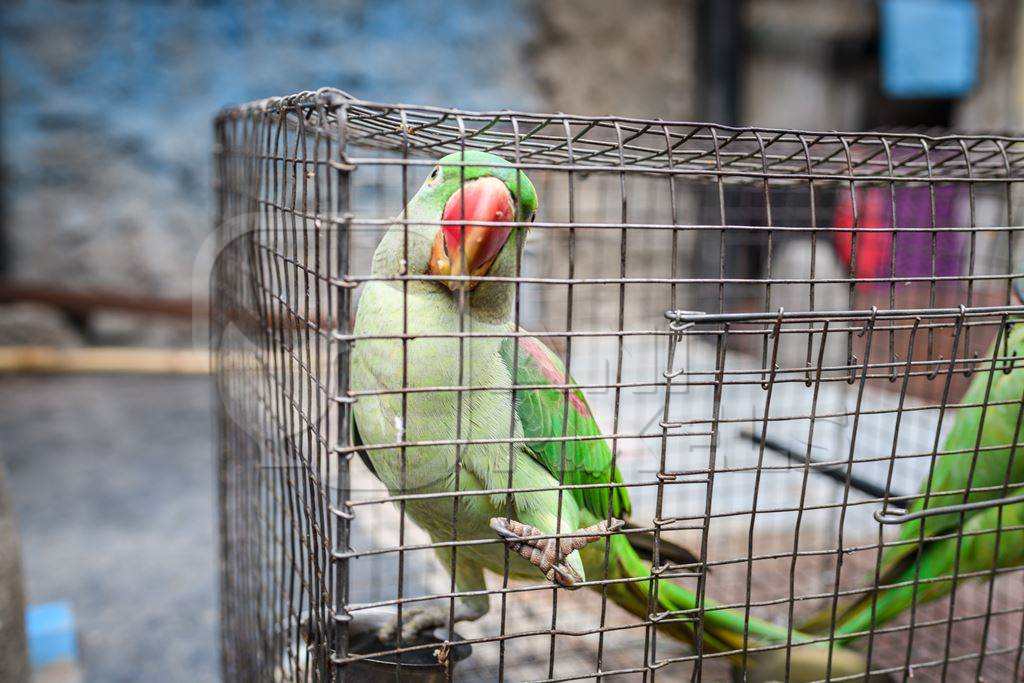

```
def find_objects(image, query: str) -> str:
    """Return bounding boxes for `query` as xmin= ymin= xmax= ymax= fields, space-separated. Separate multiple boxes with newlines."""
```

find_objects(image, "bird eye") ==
xmin=529 ymin=211 xmax=536 ymax=223
xmin=428 ymin=166 xmax=441 ymax=183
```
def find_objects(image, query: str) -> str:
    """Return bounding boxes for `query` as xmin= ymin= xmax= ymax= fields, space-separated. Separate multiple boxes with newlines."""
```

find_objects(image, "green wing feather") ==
xmin=880 ymin=322 xmax=1024 ymax=575
xmin=894 ymin=323 xmax=1024 ymax=548
xmin=499 ymin=334 xmax=630 ymax=522
xmin=499 ymin=334 xmax=881 ymax=675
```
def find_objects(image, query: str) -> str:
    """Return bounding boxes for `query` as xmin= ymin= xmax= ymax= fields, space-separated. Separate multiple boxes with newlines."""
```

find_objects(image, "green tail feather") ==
xmin=594 ymin=535 xmax=886 ymax=681
xmin=817 ymin=502 xmax=1024 ymax=643
xmin=833 ymin=584 xmax=915 ymax=644
xmin=798 ymin=550 xmax=918 ymax=642
xmin=600 ymin=535 xmax=800 ymax=657
xmin=832 ymin=552 xmax=960 ymax=644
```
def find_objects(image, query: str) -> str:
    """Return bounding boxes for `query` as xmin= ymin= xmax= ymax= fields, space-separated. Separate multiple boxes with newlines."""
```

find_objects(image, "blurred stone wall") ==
xmin=741 ymin=0 xmax=876 ymax=130
xmin=531 ymin=0 xmax=696 ymax=119
xmin=4 ymin=0 xmax=1021 ymax=346
xmin=526 ymin=0 xmax=699 ymax=337
xmin=954 ymin=0 xmax=1022 ymax=130
xmin=1 ymin=0 xmax=536 ymax=343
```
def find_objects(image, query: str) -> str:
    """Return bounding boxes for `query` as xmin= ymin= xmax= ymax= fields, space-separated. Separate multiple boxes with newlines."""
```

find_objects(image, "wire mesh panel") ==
xmin=213 ymin=89 xmax=1024 ymax=682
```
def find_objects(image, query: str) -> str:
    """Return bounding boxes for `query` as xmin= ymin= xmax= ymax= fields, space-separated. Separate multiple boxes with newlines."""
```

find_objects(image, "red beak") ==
xmin=430 ymin=176 xmax=514 ymax=290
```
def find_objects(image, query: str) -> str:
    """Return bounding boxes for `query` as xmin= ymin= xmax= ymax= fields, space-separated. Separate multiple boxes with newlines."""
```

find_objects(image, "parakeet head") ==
xmin=422 ymin=150 xmax=538 ymax=291
xmin=372 ymin=151 xmax=537 ymax=289
xmin=370 ymin=151 xmax=537 ymax=320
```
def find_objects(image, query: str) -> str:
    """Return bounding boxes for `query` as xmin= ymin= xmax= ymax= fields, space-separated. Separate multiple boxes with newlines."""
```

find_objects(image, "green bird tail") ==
xmin=797 ymin=554 xmax=912 ymax=642
xmin=810 ymin=500 xmax=1024 ymax=644
xmin=601 ymin=534 xmax=794 ymax=655
xmin=798 ymin=520 xmax=933 ymax=637
xmin=597 ymin=535 xmax=888 ymax=681
xmin=600 ymin=539 xmax=734 ymax=655
xmin=840 ymin=544 xmax=971 ymax=645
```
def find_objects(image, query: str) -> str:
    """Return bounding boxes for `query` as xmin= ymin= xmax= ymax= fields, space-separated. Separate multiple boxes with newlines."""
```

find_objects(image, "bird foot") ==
xmin=377 ymin=606 xmax=456 ymax=644
xmin=489 ymin=516 xmax=624 ymax=588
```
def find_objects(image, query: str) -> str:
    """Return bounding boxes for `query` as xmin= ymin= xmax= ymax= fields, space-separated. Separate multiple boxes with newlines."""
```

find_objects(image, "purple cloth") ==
xmin=892 ymin=185 xmax=964 ymax=279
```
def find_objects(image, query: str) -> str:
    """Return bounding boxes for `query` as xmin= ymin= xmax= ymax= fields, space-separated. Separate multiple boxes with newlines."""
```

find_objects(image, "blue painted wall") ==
xmin=1 ymin=1 xmax=536 ymax=305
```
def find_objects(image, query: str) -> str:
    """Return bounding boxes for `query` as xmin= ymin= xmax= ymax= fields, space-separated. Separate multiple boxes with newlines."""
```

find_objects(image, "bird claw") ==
xmin=489 ymin=516 xmax=624 ymax=588
xmin=377 ymin=606 xmax=451 ymax=644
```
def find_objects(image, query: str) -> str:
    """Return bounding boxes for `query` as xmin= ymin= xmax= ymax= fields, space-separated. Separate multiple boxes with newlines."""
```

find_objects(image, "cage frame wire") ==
xmin=666 ymin=304 xmax=1024 ymax=678
xmin=213 ymin=88 xmax=1024 ymax=682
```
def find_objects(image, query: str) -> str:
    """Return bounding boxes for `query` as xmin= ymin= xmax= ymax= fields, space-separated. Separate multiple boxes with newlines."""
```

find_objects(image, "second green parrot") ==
xmin=802 ymin=320 xmax=1024 ymax=643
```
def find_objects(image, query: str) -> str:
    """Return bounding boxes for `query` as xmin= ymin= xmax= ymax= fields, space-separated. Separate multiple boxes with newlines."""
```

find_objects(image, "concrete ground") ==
xmin=0 ymin=375 xmax=218 ymax=683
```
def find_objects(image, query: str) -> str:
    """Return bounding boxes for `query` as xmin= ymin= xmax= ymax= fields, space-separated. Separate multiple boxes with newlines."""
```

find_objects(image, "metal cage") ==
xmin=213 ymin=88 xmax=1024 ymax=682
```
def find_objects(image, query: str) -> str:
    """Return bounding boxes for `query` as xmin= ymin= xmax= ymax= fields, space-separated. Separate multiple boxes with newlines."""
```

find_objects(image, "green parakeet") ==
xmin=350 ymin=151 xmax=885 ymax=681
xmin=802 ymin=321 xmax=1024 ymax=643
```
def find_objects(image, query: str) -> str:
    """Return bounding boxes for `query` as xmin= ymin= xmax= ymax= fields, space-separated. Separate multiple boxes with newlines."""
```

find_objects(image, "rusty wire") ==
xmin=213 ymin=89 xmax=1024 ymax=682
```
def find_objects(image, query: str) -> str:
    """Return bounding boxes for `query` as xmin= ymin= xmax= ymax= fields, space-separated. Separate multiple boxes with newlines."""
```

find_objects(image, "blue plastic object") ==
xmin=880 ymin=0 xmax=978 ymax=98
xmin=25 ymin=601 xmax=79 ymax=668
